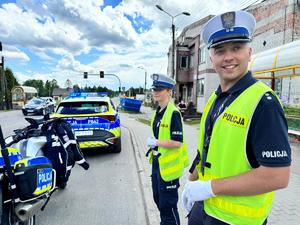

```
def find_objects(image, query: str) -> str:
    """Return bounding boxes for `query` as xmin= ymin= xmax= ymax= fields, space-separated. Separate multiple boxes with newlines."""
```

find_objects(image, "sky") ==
xmin=0 ymin=0 xmax=263 ymax=91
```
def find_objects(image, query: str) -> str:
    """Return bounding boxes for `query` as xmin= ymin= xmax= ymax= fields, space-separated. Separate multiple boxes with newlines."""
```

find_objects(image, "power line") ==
xmin=158 ymin=61 xmax=167 ymax=73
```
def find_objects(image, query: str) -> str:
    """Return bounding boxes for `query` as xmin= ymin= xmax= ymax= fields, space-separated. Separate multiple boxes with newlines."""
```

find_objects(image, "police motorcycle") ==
xmin=0 ymin=116 xmax=89 ymax=225
xmin=0 ymin=119 xmax=55 ymax=225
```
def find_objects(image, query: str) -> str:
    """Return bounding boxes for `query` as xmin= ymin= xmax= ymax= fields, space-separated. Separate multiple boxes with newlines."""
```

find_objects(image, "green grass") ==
xmin=286 ymin=117 xmax=300 ymax=130
xmin=135 ymin=116 xmax=201 ymax=126
xmin=283 ymin=106 xmax=300 ymax=130
xmin=183 ymin=119 xmax=201 ymax=125
xmin=136 ymin=117 xmax=151 ymax=126
xmin=119 ymin=109 xmax=142 ymax=114
xmin=283 ymin=106 xmax=300 ymax=117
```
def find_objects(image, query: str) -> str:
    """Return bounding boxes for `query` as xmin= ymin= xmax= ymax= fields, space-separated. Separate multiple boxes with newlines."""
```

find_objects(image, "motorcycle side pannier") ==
xmin=14 ymin=156 xmax=54 ymax=200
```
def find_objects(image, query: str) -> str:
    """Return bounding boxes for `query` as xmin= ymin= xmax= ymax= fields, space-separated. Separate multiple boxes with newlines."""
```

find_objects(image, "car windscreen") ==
xmin=28 ymin=99 xmax=44 ymax=104
xmin=56 ymin=101 xmax=109 ymax=114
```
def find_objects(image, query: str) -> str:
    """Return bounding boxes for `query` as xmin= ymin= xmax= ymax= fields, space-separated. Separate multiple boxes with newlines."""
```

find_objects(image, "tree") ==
xmin=45 ymin=80 xmax=51 ymax=96
xmin=65 ymin=79 xmax=72 ymax=89
xmin=73 ymin=85 xmax=114 ymax=97
xmin=23 ymin=79 xmax=45 ymax=96
xmin=50 ymin=79 xmax=59 ymax=96
xmin=73 ymin=84 xmax=80 ymax=92
xmin=125 ymin=86 xmax=143 ymax=97
xmin=5 ymin=68 xmax=19 ymax=90
xmin=2 ymin=68 xmax=19 ymax=109
xmin=22 ymin=79 xmax=59 ymax=97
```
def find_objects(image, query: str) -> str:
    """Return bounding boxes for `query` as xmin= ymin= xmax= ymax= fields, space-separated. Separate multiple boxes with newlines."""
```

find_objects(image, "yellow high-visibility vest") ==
xmin=150 ymin=102 xmax=189 ymax=182
xmin=197 ymin=81 xmax=278 ymax=225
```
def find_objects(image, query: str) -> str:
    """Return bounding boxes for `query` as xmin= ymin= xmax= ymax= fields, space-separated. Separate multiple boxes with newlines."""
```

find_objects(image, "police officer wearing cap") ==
xmin=182 ymin=11 xmax=291 ymax=225
xmin=146 ymin=73 xmax=189 ymax=225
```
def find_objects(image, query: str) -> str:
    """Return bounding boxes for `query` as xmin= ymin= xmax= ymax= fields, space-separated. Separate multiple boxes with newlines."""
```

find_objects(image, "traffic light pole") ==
xmin=103 ymin=73 xmax=122 ymax=93
xmin=0 ymin=57 xmax=6 ymax=110
xmin=83 ymin=72 xmax=122 ymax=93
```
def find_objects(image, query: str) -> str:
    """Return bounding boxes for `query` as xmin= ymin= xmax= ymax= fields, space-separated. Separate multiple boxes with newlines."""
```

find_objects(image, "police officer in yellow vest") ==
xmin=182 ymin=10 xmax=291 ymax=225
xmin=147 ymin=73 xmax=189 ymax=225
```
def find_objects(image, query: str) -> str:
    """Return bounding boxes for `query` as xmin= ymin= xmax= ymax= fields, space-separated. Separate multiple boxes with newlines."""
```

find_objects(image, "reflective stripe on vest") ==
xmin=150 ymin=102 xmax=189 ymax=182
xmin=197 ymin=81 xmax=278 ymax=225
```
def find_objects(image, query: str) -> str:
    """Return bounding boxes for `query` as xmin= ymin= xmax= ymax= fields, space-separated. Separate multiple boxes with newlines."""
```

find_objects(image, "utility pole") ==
xmin=172 ymin=22 xmax=175 ymax=80
xmin=3 ymin=59 xmax=10 ymax=110
xmin=137 ymin=66 xmax=147 ymax=94
xmin=156 ymin=5 xmax=190 ymax=79
xmin=144 ymin=69 xmax=147 ymax=93
xmin=0 ymin=41 xmax=5 ymax=110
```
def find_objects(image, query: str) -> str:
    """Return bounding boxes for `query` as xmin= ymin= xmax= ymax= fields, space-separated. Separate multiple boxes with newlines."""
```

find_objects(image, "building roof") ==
xmin=12 ymin=86 xmax=38 ymax=93
xmin=53 ymin=88 xmax=73 ymax=96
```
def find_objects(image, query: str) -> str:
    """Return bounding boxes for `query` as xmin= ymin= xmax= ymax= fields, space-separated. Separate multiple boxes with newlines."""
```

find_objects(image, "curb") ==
xmin=122 ymin=124 xmax=159 ymax=225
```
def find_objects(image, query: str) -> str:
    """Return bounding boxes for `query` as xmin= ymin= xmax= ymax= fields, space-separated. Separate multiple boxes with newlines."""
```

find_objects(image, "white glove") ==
xmin=147 ymin=136 xmax=157 ymax=149
xmin=181 ymin=180 xmax=215 ymax=212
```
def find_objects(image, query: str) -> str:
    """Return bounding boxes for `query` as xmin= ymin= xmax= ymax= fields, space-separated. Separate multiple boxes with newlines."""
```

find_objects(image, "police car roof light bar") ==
xmin=68 ymin=92 xmax=108 ymax=98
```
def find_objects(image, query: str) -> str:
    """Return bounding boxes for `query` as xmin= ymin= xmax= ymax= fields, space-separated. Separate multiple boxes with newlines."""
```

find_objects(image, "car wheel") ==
xmin=22 ymin=111 xmax=27 ymax=116
xmin=113 ymin=138 xmax=121 ymax=153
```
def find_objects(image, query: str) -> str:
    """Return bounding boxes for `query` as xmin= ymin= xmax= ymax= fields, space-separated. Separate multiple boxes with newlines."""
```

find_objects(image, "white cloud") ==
xmin=57 ymin=53 xmax=93 ymax=73
xmin=33 ymin=51 xmax=55 ymax=62
xmin=0 ymin=3 xmax=89 ymax=55
xmin=1 ymin=45 xmax=30 ymax=62
xmin=1 ymin=0 xmax=263 ymax=90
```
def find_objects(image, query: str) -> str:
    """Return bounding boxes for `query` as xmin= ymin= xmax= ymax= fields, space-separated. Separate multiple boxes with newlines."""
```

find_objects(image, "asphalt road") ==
xmin=0 ymin=110 xmax=147 ymax=225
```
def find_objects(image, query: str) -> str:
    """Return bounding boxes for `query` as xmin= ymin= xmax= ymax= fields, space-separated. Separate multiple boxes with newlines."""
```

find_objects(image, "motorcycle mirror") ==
xmin=25 ymin=117 xmax=39 ymax=128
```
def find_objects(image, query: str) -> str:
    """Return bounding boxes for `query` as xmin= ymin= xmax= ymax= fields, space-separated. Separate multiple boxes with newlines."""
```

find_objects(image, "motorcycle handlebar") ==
xmin=8 ymin=120 xmax=46 ymax=147
xmin=5 ymin=116 xmax=60 ymax=147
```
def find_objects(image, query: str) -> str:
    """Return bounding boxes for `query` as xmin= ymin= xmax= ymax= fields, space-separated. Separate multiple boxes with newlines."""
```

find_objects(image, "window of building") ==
xmin=188 ymin=54 xmax=194 ymax=68
xmin=197 ymin=78 xmax=205 ymax=96
xmin=199 ymin=47 xmax=206 ymax=64
xmin=180 ymin=56 xmax=188 ymax=69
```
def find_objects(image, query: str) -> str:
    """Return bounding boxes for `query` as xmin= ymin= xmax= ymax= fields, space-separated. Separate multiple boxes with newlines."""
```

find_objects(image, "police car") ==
xmin=53 ymin=92 xmax=121 ymax=152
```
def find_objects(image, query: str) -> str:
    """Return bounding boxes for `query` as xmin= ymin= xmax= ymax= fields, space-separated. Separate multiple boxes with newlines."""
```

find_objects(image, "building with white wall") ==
xmin=169 ymin=0 xmax=300 ymax=112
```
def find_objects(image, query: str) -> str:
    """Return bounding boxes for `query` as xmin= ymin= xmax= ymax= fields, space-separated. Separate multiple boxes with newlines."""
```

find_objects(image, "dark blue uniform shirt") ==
xmin=152 ymin=105 xmax=183 ymax=151
xmin=205 ymin=71 xmax=291 ymax=168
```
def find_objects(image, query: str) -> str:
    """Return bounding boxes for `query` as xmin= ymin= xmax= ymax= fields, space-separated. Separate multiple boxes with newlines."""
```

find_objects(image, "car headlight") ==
xmin=36 ymin=106 xmax=43 ymax=110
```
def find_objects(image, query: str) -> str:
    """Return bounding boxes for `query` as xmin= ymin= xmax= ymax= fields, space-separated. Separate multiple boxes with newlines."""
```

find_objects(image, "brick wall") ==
xmin=175 ymin=0 xmax=300 ymax=111
xmin=294 ymin=3 xmax=300 ymax=39
xmin=247 ymin=0 xmax=300 ymax=53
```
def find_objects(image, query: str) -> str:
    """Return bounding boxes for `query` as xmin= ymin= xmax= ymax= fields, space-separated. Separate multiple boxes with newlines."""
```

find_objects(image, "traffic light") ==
xmin=84 ymin=72 xmax=88 ymax=79
xmin=100 ymin=71 xmax=104 ymax=78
